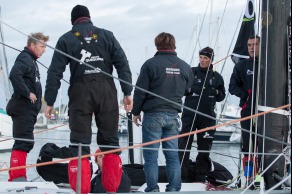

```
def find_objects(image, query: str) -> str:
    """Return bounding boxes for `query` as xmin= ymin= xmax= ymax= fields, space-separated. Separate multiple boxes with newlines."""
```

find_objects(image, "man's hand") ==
xmin=133 ymin=115 xmax=141 ymax=127
xmin=45 ymin=106 xmax=54 ymax=119
xmin=123 ymin=96 xmax=133 ymax=112
xmin=29 ymin=92 xmax=37 ymax=103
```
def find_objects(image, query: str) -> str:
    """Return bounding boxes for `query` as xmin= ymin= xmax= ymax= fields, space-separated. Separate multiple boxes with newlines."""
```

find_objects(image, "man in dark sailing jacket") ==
xmin=44 ymin=5 xmax=133 ymax=193
xmin=178 ymin=47 xmax=226 ymax=183
xmin=229 ymin=35 xmax=260 ymax=181
xmin=6 ymin=32 xmax=49 ymax=182
xmin=132 ymin=32 xmax=194 ymax=192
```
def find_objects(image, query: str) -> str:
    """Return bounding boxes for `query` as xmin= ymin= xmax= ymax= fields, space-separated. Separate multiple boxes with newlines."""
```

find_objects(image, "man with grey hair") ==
xmin=6 ymin=32 xmax=49 ymax=182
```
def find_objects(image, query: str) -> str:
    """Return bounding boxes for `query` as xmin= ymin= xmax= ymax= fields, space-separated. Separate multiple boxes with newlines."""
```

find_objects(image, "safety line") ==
xmin=0 ymin=123 xmax=68 ymax=143
xmin=0 ymin=104 xmax=289 ymax=173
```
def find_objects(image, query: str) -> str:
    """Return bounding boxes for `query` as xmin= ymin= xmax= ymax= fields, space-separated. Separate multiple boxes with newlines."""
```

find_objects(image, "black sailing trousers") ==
xmin=178 ymin=112 xmax=215 ymax=182
xmin=6 ymin=96 xmax=38 ymax=152
xmin=68 ymin=75 xmax=120 ymax=156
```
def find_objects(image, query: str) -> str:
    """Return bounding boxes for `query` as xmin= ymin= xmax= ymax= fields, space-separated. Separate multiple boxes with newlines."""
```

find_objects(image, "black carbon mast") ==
xmin=258 ymin=0 xmax=291 ymax=190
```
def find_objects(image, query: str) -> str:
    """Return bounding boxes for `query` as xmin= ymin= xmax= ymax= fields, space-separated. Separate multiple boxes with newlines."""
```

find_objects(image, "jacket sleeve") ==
xmin=184 ymin=67 xmax=194 ymax=95
xmin=110 ymin=33 xmax=133 ymax=96
xmin=229 ymin=62 xmax=248 ymax=100
xmin=9 ymin=57 xmax=31 ymax=98
xmin=215 ymin=73 xmax=226 ymax=102
xmin=132 ymin=63 xmax=150 ymax=115
xmin=44 ymin=39 xmax=68 ymax=106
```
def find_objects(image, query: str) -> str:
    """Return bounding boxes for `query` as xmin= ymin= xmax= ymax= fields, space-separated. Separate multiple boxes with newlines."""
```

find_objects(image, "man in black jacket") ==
xmin=178 ymin=47 xmax=226 ymax=183
xmin=6 ymin=32 xmax=49 ymax=182
xmin=229 ymin=35 xmax=260 ymax=180
xmin=132 ymin=32 xmax=194 ymax=192
xmin=44 ymin=5 xmax=133 ymax=193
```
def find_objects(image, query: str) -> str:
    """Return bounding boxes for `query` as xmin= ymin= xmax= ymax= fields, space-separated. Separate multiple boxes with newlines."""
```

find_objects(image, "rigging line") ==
xmin=259 ymin=0 xmax=270 ymax=173
xmin=1 ymin=20 xmax=290 ymax=147
xmin=182 ymin=0 xmax=230 ymax=164
xmin=219 ymin=5 xmax=245 ymax=75
xmin=265 ymin=175 xmax=291 ymax=194
xmin=179 ymin=4 xmax=231 ymax=162
xmin=189 ymin=0 xmax=210 ymax=66
xmin=2 ymin=104 xmax=290 ymax=148
xmin=0 ymin=123 xmax=68 ymax=143
xmin=212 ymin=0 xmax=228 ymax=49
xmin=0 ymin=132 xmax=285 ymax=157
xmin=0 ymin=104 xmax=289 ymax=173
xmin=180 ymin=51 xmax=215 ymax=166
xmin=217 ymin=4 xmax=247 ymax=122
xmin=253 ymin=0 xmax=262 ymax=171
xmin=1 ymin=104 xmax=290 ymax=148
xmin=244 ymin=0 xmax=262 ymax=178
xmin=0 ymin=41 xmax=133 ymax=122
xmin=191 ymin=144 xmax=241 ymax=160
xmin=183 ymin=16 xmax=197 ymax=60
xmin=286 ymin=22 xmax=292 ymax=147
xmin=181 ymin=0 xmax=228 ymax=161
xmin=0 ymin=19 xmax=247 ymax=133
xmin=0 ymin=41 xmax=69 ymax=84
xmin=240 ymin=153 xmax=285 ymax=194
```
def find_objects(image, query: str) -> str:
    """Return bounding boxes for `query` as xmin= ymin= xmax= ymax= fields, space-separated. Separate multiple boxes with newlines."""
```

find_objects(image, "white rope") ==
xmin=259 ymin=0 xmax=270 ymax=177
xmin=244 ymin=0 xmax=261 ymax=182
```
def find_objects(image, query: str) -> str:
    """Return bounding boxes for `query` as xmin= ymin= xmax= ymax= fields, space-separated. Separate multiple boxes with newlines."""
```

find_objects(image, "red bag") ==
xmin=8 ymin=150 xmax=27 ymax=181
xmin=102 ymin=154 xmax=122 ymax=192
xmin=68 ymin=158 xmax=91 ymax=193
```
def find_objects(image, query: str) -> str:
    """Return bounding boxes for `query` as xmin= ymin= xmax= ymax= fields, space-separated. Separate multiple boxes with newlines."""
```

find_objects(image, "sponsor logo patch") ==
xmin=70 ymin=166 xmax=78 ymax=173
xmin=247 ymin=69 xmax=253 ymax=75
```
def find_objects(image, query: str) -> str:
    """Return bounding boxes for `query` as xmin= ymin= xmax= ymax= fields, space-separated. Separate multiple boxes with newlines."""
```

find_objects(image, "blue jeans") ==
xmin=142 ymin=112 xmax=181 ymax=192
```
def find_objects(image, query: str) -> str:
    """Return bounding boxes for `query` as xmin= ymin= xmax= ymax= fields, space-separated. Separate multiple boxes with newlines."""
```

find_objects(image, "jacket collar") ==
xmin=72 ymin=17 xmax=92 ymax=25
xmin=25 ymin=47 xmax=38 ymax=60
xmin=154 ymin=50 xmax=177 ymax=56
xmin=198 ymin=63 xmax=213 ymax=72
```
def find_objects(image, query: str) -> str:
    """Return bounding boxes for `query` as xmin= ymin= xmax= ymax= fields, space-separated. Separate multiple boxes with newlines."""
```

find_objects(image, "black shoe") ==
xmin=145 ymin=187 xmax=160 ymax=192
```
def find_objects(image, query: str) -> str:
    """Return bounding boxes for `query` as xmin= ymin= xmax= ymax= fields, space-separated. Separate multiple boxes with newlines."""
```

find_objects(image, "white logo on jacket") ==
xmin=80 ymin=49 xmax=104 ymax=65
xmin=246 ymin=69 xmax=253 ymax=75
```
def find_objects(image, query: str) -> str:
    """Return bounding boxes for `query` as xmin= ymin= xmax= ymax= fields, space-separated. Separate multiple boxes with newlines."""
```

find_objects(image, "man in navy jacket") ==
xmin=133 ymin=32 xmax=194 ymax=192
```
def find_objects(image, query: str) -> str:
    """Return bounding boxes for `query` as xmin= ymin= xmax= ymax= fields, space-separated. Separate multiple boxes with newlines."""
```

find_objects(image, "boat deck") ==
xmin=0 ymin=182 xmax=290 ymax=193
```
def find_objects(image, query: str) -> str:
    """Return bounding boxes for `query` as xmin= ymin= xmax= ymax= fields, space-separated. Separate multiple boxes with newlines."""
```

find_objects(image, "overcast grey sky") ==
xmin=0 ymin=0 xmax=246 ymax=107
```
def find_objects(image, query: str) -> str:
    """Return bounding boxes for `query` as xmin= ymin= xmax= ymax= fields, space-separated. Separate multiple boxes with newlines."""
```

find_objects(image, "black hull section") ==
xmin=258 ymin=0 xmax=290 ymax=190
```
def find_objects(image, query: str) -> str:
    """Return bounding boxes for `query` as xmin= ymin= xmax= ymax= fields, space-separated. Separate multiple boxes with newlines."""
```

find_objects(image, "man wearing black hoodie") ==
xmin=178 ymin=47 xmax=226 ymax=183
xmin=44 ymin=5 xmax=132 ymax=193
xmin=6 ymin=32 xmax=49 ymax=182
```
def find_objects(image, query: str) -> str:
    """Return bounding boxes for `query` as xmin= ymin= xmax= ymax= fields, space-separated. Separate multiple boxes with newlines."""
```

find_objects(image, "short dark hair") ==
xmin=248 ymin=35 xmax=260 ymax=42
xmin=155 ymin=32 xmax=176 ymax=50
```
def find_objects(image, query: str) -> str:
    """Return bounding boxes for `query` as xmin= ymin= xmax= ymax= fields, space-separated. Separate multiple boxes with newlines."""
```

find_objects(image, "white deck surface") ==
xmin=138 ymin=182 xmax=206 ymax=192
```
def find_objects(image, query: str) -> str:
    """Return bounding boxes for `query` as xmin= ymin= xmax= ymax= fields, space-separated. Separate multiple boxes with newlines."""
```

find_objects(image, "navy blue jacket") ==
xmin=132 ymin=50 xmax=194 ymax=115
xmin=45 ymin=19 xmax=132 ymax=106
xmin=229 ymin=57 xmax=258 ymax=111
xmin=9 ymin=47 xmax=42 ymax=110
xmin=183 ymin=64 xmax=226 ymax=118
